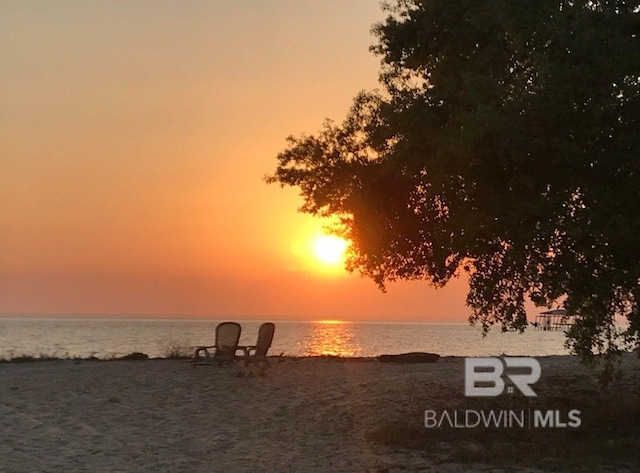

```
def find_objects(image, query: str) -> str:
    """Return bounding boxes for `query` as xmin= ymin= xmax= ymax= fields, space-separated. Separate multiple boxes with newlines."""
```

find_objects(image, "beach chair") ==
xmin=193 ymin=321 xmax=242 ymax=367
xmin=242 ymin=322 xmax=275 ymax=368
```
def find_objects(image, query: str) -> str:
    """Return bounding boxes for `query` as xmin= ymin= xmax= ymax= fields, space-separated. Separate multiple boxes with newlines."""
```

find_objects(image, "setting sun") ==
xmin=312 ymin=235 xmax=349 ymax=265
xmin=287 ymin=219 xmax=353 ymax=276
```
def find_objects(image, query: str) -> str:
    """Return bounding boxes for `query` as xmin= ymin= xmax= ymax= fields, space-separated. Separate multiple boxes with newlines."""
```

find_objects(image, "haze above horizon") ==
xmin=1 ymin=1 xmax=470 ymax=322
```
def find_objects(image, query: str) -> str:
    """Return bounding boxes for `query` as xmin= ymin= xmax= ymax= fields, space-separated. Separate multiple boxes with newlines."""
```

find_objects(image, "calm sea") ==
xmin=0 ymin=317 xmax=570 ymax=360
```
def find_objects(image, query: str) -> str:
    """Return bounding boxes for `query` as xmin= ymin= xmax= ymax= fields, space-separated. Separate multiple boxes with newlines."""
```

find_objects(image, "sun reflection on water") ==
xmin=303 ymin=321 xmax=361 ymax=357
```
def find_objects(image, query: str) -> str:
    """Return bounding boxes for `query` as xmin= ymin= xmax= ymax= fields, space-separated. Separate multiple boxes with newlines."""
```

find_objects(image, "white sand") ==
xmin=0 ymin=355 xmax=638 ymax=472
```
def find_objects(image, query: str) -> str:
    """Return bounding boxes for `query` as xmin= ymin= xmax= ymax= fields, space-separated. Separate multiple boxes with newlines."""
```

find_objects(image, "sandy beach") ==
xmin=1 ymin=355 xmax=639 ymax=473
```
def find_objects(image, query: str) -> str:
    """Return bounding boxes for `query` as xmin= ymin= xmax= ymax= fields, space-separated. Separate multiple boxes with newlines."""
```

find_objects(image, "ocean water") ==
xmin=0 ymin=318 xmax=570 ymax=360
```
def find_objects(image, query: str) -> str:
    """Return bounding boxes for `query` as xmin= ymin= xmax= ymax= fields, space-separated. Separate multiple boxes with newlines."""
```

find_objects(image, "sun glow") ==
xmin=312 ymin=235 xmax=349 ymax=265
xmin=288 ymin=218 xmax=352 ymax=276
xmin=303 ymin=321 xmax=360 ymax=356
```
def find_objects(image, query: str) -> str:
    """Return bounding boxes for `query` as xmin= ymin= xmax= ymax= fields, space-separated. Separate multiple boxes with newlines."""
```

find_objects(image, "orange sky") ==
xmin=0 ymin=1 xmax=471 ymax=321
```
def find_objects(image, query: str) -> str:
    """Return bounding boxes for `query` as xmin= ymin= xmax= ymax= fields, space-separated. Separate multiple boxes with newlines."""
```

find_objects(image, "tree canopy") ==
xmin=268 ymin=0 xmax=640 ymax=364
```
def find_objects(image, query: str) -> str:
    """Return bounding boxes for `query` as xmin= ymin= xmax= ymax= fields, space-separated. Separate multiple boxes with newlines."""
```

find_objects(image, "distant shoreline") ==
xmin=0 ymin=351 xmax=596 ymax=364
xmin=0 ymin=313 xmax=470 ymax=324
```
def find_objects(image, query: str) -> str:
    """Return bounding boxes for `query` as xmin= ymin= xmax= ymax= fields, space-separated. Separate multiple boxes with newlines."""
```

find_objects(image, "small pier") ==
xmin=533 ymin=309 xmax=575 ymax=331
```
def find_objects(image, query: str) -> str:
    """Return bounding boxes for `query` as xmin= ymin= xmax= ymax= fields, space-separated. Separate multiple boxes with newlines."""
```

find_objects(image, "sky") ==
xmin=1 ymin=1 xmax=471 ymax=321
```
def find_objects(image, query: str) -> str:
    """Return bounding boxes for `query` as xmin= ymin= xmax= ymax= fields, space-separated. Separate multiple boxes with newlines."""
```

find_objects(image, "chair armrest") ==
xmin=193 ymin=345 xmax=217 ymax=365
xmin=243 ymin=345 xmax=258 ymax=356
xmin=235 ymin=345 xmax=255 ymax=356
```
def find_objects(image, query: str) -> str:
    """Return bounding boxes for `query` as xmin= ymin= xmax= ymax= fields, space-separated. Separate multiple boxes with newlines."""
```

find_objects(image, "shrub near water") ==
xmin=163 ymin=342 xmax=193 ymax=360
xmin=0 ymin=350 xmax=194 ymax=362
xmin=1 ymin=353 xmax=61 ymax=363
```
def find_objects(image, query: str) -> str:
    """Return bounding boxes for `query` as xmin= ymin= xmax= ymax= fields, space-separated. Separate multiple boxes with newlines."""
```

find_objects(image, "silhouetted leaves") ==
xmin=268 ymin=1 xmax=640 ymax=363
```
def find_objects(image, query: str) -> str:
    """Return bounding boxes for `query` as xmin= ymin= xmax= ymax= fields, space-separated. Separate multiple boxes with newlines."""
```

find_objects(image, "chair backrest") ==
xmin=254 ymin=323 xmax=275 ymax=358
xmin=215 ymin=322 xmax=241 ymax=357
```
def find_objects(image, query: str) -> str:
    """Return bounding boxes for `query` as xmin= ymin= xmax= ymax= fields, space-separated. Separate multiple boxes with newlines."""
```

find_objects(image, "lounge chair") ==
xmin=193 ymin=321 xmax=242 ymax=367
xmin=242 ymin=322 xmax=275 ymax=368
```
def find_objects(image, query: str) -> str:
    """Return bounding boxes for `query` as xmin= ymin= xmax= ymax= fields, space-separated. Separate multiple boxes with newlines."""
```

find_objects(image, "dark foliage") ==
xmin=268 ymin=1 xmax=640 ymax=363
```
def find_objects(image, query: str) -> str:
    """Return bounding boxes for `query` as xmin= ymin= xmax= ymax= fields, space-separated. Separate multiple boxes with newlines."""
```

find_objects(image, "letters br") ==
xmin=465 ymin=357 xmax=541 ymax=397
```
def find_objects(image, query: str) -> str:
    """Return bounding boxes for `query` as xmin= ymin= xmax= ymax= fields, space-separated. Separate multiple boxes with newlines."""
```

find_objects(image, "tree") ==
xmin=267 ymin=0 xmax=640 ymax=368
